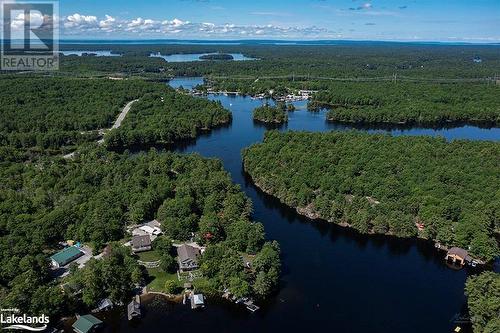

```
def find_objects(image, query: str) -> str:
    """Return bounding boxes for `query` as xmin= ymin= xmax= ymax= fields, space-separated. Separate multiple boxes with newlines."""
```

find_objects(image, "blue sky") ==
xmin=56 ymin=0 xmax=500 ymax=42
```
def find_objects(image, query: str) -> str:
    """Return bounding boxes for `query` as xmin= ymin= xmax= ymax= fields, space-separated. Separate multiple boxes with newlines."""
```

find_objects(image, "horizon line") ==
xmin=52 ymin=38 xmax=500 ymax=46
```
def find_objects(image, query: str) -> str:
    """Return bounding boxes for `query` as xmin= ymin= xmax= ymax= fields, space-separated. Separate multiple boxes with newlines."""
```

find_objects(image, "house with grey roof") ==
xmin=177 ymin=244 xmax=201 ymax=272
xmin=131 ymin=235 xmax=152 ymax=253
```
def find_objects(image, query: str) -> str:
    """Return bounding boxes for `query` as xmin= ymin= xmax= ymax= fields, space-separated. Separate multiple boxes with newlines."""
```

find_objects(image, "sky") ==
xmin=7 ymin=0 xmax=500 ymax=42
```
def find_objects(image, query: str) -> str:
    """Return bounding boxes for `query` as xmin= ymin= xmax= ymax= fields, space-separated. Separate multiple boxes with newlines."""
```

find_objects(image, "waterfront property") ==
xmin=132 ymin=235 xmax=152 ymax=253
xmin=50 ymin=246 xmax=84 ymax=268
xmin=191 ymin=294 xmax=205 ymax=309
xmin=445 ymin=247 xmax=470 ymax=266
xmin=72 ymin=314 xmax=103 ymax=333
xmin=177 ymin=244 xmax=201 ymax=272
xmin=127 ymin=295 xmax=142 ymax=321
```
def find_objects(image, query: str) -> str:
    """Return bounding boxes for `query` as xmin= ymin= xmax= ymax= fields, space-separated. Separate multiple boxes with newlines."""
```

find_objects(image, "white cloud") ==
xmin=64 ymin=13 xmax=98 ymax=30
xmin=61 ymin=13 xmax=333 ymax=38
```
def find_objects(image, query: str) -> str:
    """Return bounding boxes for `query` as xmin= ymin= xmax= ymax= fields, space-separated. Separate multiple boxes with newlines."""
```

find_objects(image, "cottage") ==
xmin=96 ymin=298 xmax=113 ymax=312
xmin=127 ymin=295 xmax=141 ymax=321
xmin=145 ymin=219 xmax=162 ymax=229
xmin=445 ymin=247 xmax=470 ymax=266
xmin=72 ymin=314 xmax=103 ymax=333
xmin=191 ymin=294 xmax=205 ymax=309
xmin=50 ymin=246 xmax=84 ymax=268
xmin=139 ymin=225 xmax=162 ymax=236
xmin=131 ymin=235 xmax=152 ymax=253
xmin=177 ymin=244 xmax=201 ymax=272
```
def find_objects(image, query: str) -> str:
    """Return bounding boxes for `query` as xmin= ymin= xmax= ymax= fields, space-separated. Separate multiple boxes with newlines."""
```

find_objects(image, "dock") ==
xmin=243 ymin=299 xmax=260 ymax=313
xmin=222 ymin=290 xmax=260 ymax=313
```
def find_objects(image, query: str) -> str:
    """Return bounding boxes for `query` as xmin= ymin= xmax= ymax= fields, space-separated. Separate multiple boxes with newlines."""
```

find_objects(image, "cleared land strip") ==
xmin=97 ymin=99 xmax=139 ymax=145
xmin=111 ymin=99 xmax=139 ymax=129
xmin=64 ymin=99 xmax=139 ymax=158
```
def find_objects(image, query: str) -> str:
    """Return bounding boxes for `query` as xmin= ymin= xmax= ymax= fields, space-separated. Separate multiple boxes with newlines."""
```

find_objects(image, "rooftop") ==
xmin=72 ymin=314 xmax=103 ymax=333
xmin=132 ymin=235 xmax=151 ymax=249
xmin=447 ymin=247 xmax=468 ymax=259
xmin=50 ymin=246 xmax=83 ymax=266
xmin=177 ymin=244 xmax=200 ymax=262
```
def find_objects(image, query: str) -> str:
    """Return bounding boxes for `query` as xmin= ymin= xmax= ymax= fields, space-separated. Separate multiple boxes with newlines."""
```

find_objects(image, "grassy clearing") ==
xmin=137 ymin=250 xmax=162 ymax=262
xmin=146 ymin=268 xmax=180 ymax=292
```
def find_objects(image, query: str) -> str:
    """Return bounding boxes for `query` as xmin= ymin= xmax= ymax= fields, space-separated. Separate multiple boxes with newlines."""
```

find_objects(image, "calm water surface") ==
xmin=100 ymin=77 xmax=499 ymax=333
xmin=60 ymin=50 xmax=122 ymax=57
xmin=150 ymin=53 xmax=257 ymax=62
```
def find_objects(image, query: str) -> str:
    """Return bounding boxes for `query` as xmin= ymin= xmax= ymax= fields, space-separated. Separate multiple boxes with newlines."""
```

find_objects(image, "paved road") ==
xmin=64 ymin=99 xmax=140 ymax=156
xmin=111 ymin=99 xmax=139 ymax=129
xmin=97 ymin=99 xmax=139 ymax=145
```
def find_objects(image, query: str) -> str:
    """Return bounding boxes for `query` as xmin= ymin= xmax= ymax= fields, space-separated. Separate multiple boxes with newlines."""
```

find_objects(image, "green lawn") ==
xmin=146 ymin=268 xmax=180 ymax=292
xmin=137 ymin=250 xmax=162 ymax=262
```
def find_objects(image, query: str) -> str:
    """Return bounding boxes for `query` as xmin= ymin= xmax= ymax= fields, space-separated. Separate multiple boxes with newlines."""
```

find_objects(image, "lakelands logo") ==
xmin=1 ymin=1 xmax=59 ymax=71
xmin=1 ymin=309 xmax=49 ymax=331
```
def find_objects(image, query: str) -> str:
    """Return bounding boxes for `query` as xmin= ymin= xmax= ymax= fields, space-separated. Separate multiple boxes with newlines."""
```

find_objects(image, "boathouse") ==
xmin=191 ymin=294 xmax=205 ymax=309
xmin=445 ymin=247 xmax=470 ymax=266
xmin=131 ymin=235 xmax=152 ymax=253
xmin=177 ymin=244 xmax=201 ymax=272
xmin=72 ymin=314 xmax=103 ymax=333
xmin=127 ymin=295 xmax=141 ymax=321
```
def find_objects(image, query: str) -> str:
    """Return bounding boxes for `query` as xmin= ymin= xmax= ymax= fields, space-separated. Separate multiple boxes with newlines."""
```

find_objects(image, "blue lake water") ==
xmin=103 ymin=77 xmax=498 ymax=333
xmin=150 ymin=53 xmax=257 ymax=62
xmin=60 ymin=50 xmax=122 ymax=57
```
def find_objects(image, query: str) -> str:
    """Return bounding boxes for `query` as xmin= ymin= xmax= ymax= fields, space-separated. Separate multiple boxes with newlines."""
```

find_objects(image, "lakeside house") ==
xmin=50 ymin=246 xmax=84 ymax=268
xmin=72 ymin=314 xmax=103 ymax=333
xmin=131 ymin=235 xmax=152 ymax=253
xmin=445 ymin=247 xmax=471 ymax=266
xmin=177 ymin=244 xmax=201 ymax=272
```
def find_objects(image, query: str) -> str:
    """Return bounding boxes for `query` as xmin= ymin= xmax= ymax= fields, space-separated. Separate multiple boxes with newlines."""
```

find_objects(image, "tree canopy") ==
xmin=253 ymin=104 xmax=288 ymax=124
xmin=243 ymin=130 xmax=500 ymax=261
xmin=465 ymin=272 xmax=500 ymax=333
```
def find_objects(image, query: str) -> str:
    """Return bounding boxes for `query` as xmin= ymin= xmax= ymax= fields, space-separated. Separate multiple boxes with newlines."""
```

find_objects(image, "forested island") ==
xmin=465 ymin=272 xmax=500 ymax=333
xmin=105 ymin=90 xmax=231 ymax=149
xmin=253 ymin=104 xmax=288 ymax=124
xmin=308 ymin=82 xmax=500 ymax=126
xmin=199 ymin=53 xmax=234 ymax=61
xmin=243 ymin=131 xmax=499 ymax=261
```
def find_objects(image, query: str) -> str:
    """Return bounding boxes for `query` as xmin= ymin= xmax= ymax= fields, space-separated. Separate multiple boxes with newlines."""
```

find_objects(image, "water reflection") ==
xmin=96 ymin=77 xmax=500 ymax=333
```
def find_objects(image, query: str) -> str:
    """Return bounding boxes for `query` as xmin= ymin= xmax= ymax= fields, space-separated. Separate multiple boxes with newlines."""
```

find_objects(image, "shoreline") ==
xmin=243 ymin=171 xmax=490 ymax=266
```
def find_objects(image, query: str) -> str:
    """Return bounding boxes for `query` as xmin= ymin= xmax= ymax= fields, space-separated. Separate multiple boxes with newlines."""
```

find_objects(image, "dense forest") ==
xmin=105 ymin=90 xmax=231 ymax=149
xmin=465 ymin=272 xmax=500 ymax=333
xmin=253 ymin=104 xmax=288 ymax=124
xmin=59 ymin=55 xmax=168 ymax=76
xmin=58 ymin=43 xmax=500 ymax=79
xmin=199 ymin=53 xmax=234 ymax=61
xmin=0 ymin=147 xmax=280 ymax=319
xmin=51 ymin=44 xmax=500 ymax=127
xmin=243 ymin=131 xmax=499 ymax=261
xmin=309 ymin=81 xmax=500 ymax=125
xmin=0 ymin=77 xmax=167 ymax=152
